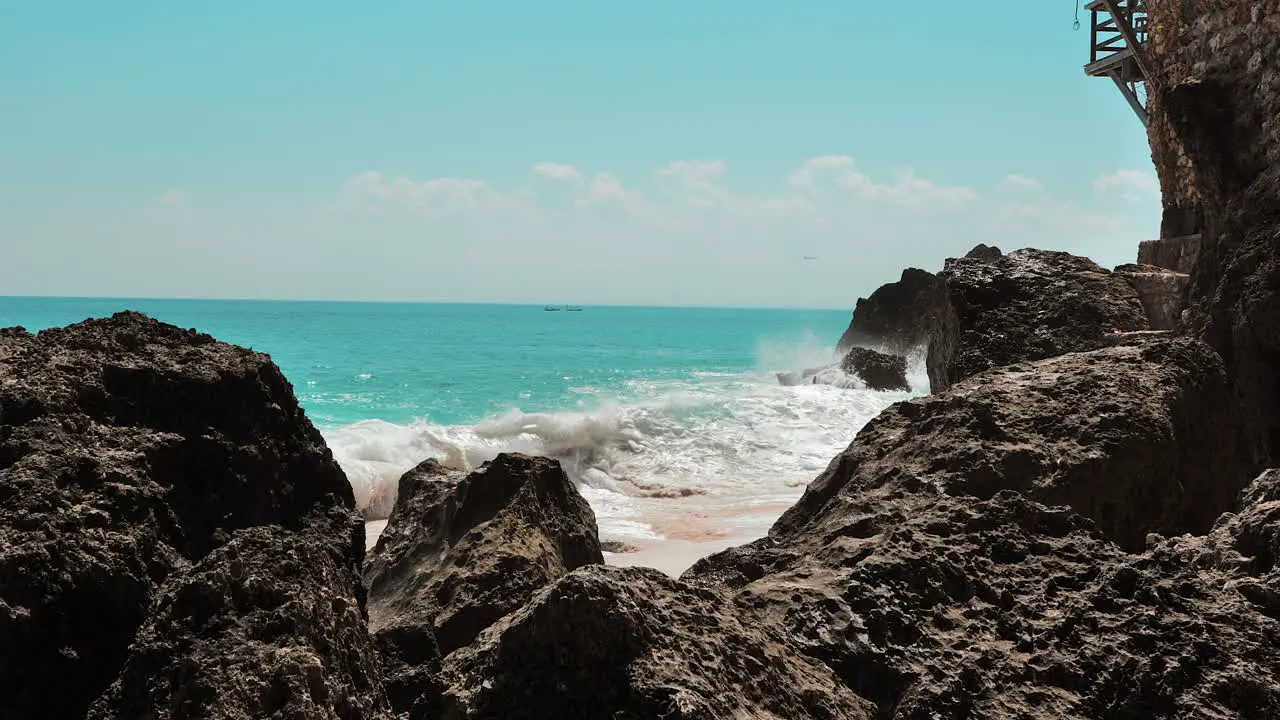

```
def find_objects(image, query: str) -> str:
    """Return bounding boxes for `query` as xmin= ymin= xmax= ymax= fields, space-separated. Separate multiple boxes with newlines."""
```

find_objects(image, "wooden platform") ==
xmin=1083 ymin=0 xmax=1150 ymax=125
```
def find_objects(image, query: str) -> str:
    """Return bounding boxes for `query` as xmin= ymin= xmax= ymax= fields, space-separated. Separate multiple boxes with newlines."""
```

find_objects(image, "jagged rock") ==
xmin=841 ymin=346 xmax=910 ymax=392
xmin=1114 ymin=263 xmax=1190 ymax=331
xmin=364 ymin=453 xmax=604 ymax=718
xmin=0 ymin=312 xmax=382 ymax=719
xmin=1137 ymin=234 xmax=1202 ymax=274
xmin=837 ymin=267 xmax=957 ymax=392
xmin=964 ymin=243 xmax=1003 ymax=260
xmin=88 ymin=526 xmax=389 ymax=720
xmin=1145 ymin=1 xmax=1280 ymax=468
xmin=838 ymin=247 xmax=1149 ymax=392
xmin=438 ymin=564 xmax=876 ymax=720
xmin=685 ymin=343 xmax=1275 ymax=717
xmin=940 ymin=248 xmax=1150 ymax=386
xmin=687 ymin=480 xmax=1280 ymax=718
xmin=807 ymin=337 xmax=1247 ymax=552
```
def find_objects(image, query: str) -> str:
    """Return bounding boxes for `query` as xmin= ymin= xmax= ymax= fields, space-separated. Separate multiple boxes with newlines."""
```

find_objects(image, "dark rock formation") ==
xmin=438 ymin=564 xmax=876 ymax=720
xmin=964 ymin=242 xmax=1003 ymax=261
xmin=814 ymin=337 xmax=1247 ymax=552
xmin=1114 ymin=263 xmax=1190 ymax=331
xmin=364 ymin=453 xmax=604 ymax=718
xmin=1145 ymin=1 xmax=1280 ymax=469
xmin=841 ymin=346 xmax=910 ymax=392
xmin=838 ymin=247 xmax=1150 ymax=392
xmin=685 ymin=340 xmax=1275 ymax=718
xmin=1138 ymin=234 xmax=1202 ymax=274
xmin=837 ymin=267 xmax=957 ymax=391
xmin=88 ymin=526 xmax=389 ymax=720
xmin=940 ymin=248 xmax=1150 ymax=386
xmin=0 ymin=312 xmax=385 ymax=719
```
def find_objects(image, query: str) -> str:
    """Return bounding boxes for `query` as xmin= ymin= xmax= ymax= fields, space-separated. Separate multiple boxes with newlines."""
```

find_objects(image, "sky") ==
xmin=0 ymin=1 xmax=1162 ymax=309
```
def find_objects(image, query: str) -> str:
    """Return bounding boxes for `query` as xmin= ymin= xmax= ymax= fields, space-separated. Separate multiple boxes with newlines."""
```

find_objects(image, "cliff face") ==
xmin=1145 ymin=0 xmax=1280 ymax=466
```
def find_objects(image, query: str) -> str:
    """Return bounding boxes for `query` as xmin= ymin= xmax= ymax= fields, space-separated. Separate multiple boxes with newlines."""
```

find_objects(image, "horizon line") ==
xmin=0 ymin=294 xmax=855 ymax=314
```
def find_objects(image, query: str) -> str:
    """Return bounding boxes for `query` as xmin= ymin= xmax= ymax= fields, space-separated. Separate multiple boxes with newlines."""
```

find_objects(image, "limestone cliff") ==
xmin=1145 ymin=0 xmax=1280 ymax=467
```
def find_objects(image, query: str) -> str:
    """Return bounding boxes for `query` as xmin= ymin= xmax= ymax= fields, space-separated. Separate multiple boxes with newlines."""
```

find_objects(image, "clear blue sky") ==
xmin=0 ymin=1 xmax=1160 ymax=308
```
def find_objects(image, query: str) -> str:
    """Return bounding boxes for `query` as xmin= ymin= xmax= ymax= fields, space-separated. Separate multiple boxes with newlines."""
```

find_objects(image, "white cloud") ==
xmin=532 ymin=162 xmax=582 ymax=181
xmin=338 ymin=171 xmax=489 ymax=216
xmin=997 ymin=174 xmax=1044 ymax=192
xmin=787 ymin=155 xmax=856 ymax=189
xmin=657 ymin=160 xmax=730 ymax=209
xmin=1094 ymin=169 xmax=1159 ymax=201
xmin=787 ymin=155 xmax=976 ymax=211
xmin=319 ymin=157 xmax=1158 ymax=305
xmin=155 ymin=189 xmax=188 ymax=207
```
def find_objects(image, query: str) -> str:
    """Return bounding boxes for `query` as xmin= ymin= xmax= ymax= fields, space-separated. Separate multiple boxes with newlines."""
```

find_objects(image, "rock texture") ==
xmin=364 ymin=453 xmax=604 ymax=718
xmin=1138 ymin=234 xmax=1203 ymax=274
xmin=1145 ymin=0 xmax=1280 ymax=469
xmin=837 ymin=267 xmax=957 ymax=391
xmin=940 ymin=249 xmax=1150 ymax=386
xmin=439 ymin=564 xmax=876 ymax=720
xmin=1114 ymin=263 xmax=1190 ymax=331
xmin=838 ymin=247 xmax=1150 ymax=392
xmin=686 ymin=339 xmax=1275 ymax=718
xmin=0 ymin=312 xmax=386 ymax=719
xmin=841 ymin=347 xmax=910 ymax=392
xmin=88 ymin=526 xmax=388 ymax=720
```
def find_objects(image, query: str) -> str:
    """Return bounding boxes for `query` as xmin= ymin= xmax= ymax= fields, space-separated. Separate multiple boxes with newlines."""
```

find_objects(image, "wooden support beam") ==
xmin=1109 ymin=70 xmax=1149 ymax=126
xmin=1098 ymin=0 xmax=1157 ymax=90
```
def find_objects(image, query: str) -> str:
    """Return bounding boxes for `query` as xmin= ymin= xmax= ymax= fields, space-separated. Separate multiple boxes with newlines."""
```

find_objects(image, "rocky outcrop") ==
xmin=364 ymin=453 xmax=604 ymax=718
xmin=1114 ymin=263 xmax=1190 ymax=331
xmin=841 ymin=347 xmax=910 ymax=392
xmin=1145 ymin=0 xmax=1280 ymax=469
xmin=837 ymin=267 xmax=957 ymax=391
xmin=838 ymin=247 xmax=1151 ymax=392
xmin=781 ymin=336 xmax=1245 ymax=552
xmin=0 ymin=312 xmax=386 ymax=719
xmin=438 ymin=564 xmax=876 ymax=720
xmin=685 ymin=339 xmax=1275 ymax=717
xmin=1137 ymin=234 xmax=1202 ymax=274
xmin=940 ymin=249 xmax=1150 ymax=386
xmin=88 ymin=526 xmax=388 ymax=719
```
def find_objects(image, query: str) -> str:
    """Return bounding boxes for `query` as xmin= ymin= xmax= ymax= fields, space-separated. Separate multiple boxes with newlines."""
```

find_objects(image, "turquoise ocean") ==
xmin=0 ymin=297 xmax=923 ymax=548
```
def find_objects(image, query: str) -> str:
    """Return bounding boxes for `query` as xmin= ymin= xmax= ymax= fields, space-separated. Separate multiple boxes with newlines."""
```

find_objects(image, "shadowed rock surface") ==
xmin=0 ymin=312 xmax=385 ymax=719
xmin=1114 ymin=263 xmax=1190 ymax=331
xmin=838 ymin=247 xmax=1149 ymax=392
xmin=364 ymin=453 xmax=604 ymax=718
xmin=1145 ymin=0 xmax=1280 ymax=469
xmin=439 ymin=564 xmax=877 ymax=720
xmin=685 ymin=341 xmax=1275 ymax=717
xmin=837 ymin=267 xmax=957 ymax=391
xmin=88 ymin=526 xmax=389 ymax=720
xmin=939 ymin=249 xmax=1150 ymax=386
xmin=841 ymin=347 xmax=910 ymax=392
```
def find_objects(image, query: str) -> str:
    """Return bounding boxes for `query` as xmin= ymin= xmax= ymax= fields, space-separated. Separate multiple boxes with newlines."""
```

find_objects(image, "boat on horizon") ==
xmin=544 ymin=305 xmax=561 ymax=312
xmin=565 ymin=306 xmax=583 ymax=312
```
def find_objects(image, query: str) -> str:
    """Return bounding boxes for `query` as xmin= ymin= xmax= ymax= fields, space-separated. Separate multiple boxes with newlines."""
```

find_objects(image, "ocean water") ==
xmin=0 ymin=297 xmax=923 ymax=549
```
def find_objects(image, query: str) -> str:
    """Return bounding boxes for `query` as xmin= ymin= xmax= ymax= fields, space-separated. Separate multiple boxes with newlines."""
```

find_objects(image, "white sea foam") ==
xmin=326 ymin=347 xmax=928 ymax=545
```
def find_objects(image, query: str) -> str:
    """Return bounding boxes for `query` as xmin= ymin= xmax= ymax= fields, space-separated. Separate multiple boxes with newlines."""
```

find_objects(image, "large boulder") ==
xmin=87 ymin=526 xmax=389 ymax=719
xmin=939 ymin=248 xmax=1150 ymax=387
xmin=685 ymin=340 xmax=1275 ymax=717
xmin=841 ymin=347 xmax=910 ymax=392
xmin=790 ymin=337 xmax=1247 ymax=553
xmin=837 ymin=267 xmax=957 ymax=391
xmin=1114 ymin=263 xmax=1190 ymax=331
xmin=837 ymin=247 xmax=1151 ymax=392
xmin=438 ymin=564 xmax=876 ymax=720
xmin=364 ymin=453 xmax=604 ymax=718
xmin=0 ymin=312 xmax=384 ymax=718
